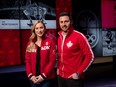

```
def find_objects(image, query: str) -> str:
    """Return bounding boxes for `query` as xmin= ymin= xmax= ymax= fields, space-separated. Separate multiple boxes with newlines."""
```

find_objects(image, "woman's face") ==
xmin=34 ymin=22 xmax=45 ymax=37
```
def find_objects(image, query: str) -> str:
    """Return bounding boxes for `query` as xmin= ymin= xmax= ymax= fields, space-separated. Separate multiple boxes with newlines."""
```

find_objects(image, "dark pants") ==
xmin=57 ymin=75 xmax=84 ymax=87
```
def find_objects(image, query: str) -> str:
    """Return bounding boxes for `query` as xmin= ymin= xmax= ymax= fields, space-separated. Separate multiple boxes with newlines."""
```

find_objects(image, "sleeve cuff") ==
xmin=41 ymin=73 xmax=46 ymax=80
xmin=76 ymin=72 xmax=80 ymax=77
xmin=28 ymin=73 xmax=33 ymax=79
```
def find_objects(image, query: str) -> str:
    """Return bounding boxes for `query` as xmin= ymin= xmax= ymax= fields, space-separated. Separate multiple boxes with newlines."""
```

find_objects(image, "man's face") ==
xmin=59 ymin=16 xmax=71 ymax=32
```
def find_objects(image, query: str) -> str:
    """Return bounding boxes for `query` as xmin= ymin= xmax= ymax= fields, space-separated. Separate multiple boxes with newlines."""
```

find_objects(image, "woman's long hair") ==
xmin=26 ymin=20 xmax=46 ymax=52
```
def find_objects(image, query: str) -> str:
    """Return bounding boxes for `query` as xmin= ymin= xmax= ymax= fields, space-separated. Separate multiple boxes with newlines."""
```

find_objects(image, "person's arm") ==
xmin=42 ymin=39 xmax=56 ymax=78
xmin=77 ymin=34 xmax=94 ymax=75
xmin=25 ymin=42 xmax=34 ymax=80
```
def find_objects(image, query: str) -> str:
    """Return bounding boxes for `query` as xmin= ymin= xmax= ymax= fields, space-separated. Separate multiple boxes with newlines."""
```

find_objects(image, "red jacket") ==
xmin=25 ymin=37 xmax=56 ymax=80
xmin=58 ymin=27 xmax=94 ymax=79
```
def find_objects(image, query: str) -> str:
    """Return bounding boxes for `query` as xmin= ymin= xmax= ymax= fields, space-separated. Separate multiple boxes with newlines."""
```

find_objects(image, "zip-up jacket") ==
xmin=58 ymin=27 xmax=94 ymax=79
xmin=25 ymin=37 xmax=56 ymax=80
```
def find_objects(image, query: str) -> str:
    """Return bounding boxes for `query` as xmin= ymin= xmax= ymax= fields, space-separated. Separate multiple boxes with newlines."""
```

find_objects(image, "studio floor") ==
xmin=0 ymin=62 xmax=116 ymax=87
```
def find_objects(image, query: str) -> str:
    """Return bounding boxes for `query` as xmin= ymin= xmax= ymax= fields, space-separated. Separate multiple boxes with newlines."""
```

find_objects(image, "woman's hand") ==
xmin=30 ymin=76 xmax=38 ymax=84
xmin=35 ymin=75 xmax=44 ymax=84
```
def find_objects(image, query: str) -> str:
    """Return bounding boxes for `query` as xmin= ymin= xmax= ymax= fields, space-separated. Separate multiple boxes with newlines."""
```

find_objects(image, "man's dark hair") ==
xmin=58 ymin=12 xmax=72 ymax=21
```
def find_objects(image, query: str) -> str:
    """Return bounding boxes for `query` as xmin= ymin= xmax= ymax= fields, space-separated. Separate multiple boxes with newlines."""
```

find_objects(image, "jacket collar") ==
xmin=58 ymin=26 xmax=74 ymax=37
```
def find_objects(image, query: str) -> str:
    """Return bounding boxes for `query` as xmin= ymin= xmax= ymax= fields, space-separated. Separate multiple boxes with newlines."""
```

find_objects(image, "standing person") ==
xmin=25 ymin=20 xmax=56 ymax=87
xmin=57 ymin=12 xmax=94 ymax=87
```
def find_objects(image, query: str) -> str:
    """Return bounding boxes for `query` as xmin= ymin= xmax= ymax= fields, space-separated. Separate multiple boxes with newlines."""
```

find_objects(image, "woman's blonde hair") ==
xmin=26 ymin=20 xmax=46 ymax=52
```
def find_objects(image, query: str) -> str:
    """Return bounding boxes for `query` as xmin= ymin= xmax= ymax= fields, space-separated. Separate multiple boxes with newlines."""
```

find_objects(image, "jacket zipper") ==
xmin=60 ymin=34 xmax=66 ymax=77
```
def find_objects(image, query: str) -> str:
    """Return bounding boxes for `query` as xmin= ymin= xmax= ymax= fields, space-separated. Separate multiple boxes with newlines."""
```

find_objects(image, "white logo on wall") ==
xmin=76 ymin=10 xmax=100 ymax=48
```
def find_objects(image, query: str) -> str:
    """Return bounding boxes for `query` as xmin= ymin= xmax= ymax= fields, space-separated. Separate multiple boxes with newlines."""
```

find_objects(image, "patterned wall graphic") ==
xmin=102 ymin=29 xmax=116 ymax=56
xmin=72 ymin=0 xmax=102 ymax=57
xmin=0 ymin=0 xmax=56 ymax=67
xmin=75 ymin=10 xmax=100 ymax=48
xmin=72 ymin=0 xmax=116 ymax=57
xmin=0 ymin=30 xmax=21 ymax=66
xmin=0 ymin=0 xmax=56 ymax=29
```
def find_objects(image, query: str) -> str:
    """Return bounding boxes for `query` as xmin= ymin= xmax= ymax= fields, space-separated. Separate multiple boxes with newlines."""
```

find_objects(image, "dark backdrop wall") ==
xmin=0 ymin=0 xmax=116 ymax=67
xmin=72 ymin=0 xmax=116 ymax=57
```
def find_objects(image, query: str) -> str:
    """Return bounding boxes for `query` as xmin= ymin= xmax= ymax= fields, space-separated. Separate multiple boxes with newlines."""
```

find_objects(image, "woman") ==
xmin=25 ymin=20 xmax=56 ymax=87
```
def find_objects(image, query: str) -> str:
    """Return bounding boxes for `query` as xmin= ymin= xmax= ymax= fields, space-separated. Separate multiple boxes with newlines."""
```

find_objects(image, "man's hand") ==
xmin=68 ymin=73 xmax=80 ymax=79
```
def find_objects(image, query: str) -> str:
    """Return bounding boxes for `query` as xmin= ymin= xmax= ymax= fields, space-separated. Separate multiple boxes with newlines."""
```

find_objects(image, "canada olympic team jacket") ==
xmin=58 ymin=27 xmax=94 ymax=79
xmin=25 ymin=37 xmax=56 ymax=80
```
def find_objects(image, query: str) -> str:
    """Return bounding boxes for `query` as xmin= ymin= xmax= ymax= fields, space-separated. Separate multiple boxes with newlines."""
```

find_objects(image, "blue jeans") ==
xmin=30 ymin=80 xmax=52 ymax=87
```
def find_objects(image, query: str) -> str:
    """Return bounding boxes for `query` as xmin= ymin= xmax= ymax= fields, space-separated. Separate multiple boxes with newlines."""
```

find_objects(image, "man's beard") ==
xmin=62 ymin=25 xmax=71 ymax=32
xmin=62 ymin=25 xmax=68 ymax=32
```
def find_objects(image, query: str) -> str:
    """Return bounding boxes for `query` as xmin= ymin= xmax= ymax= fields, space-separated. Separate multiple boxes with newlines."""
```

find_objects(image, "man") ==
xmin=57 ymin=12 xmax=94 ymax=87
